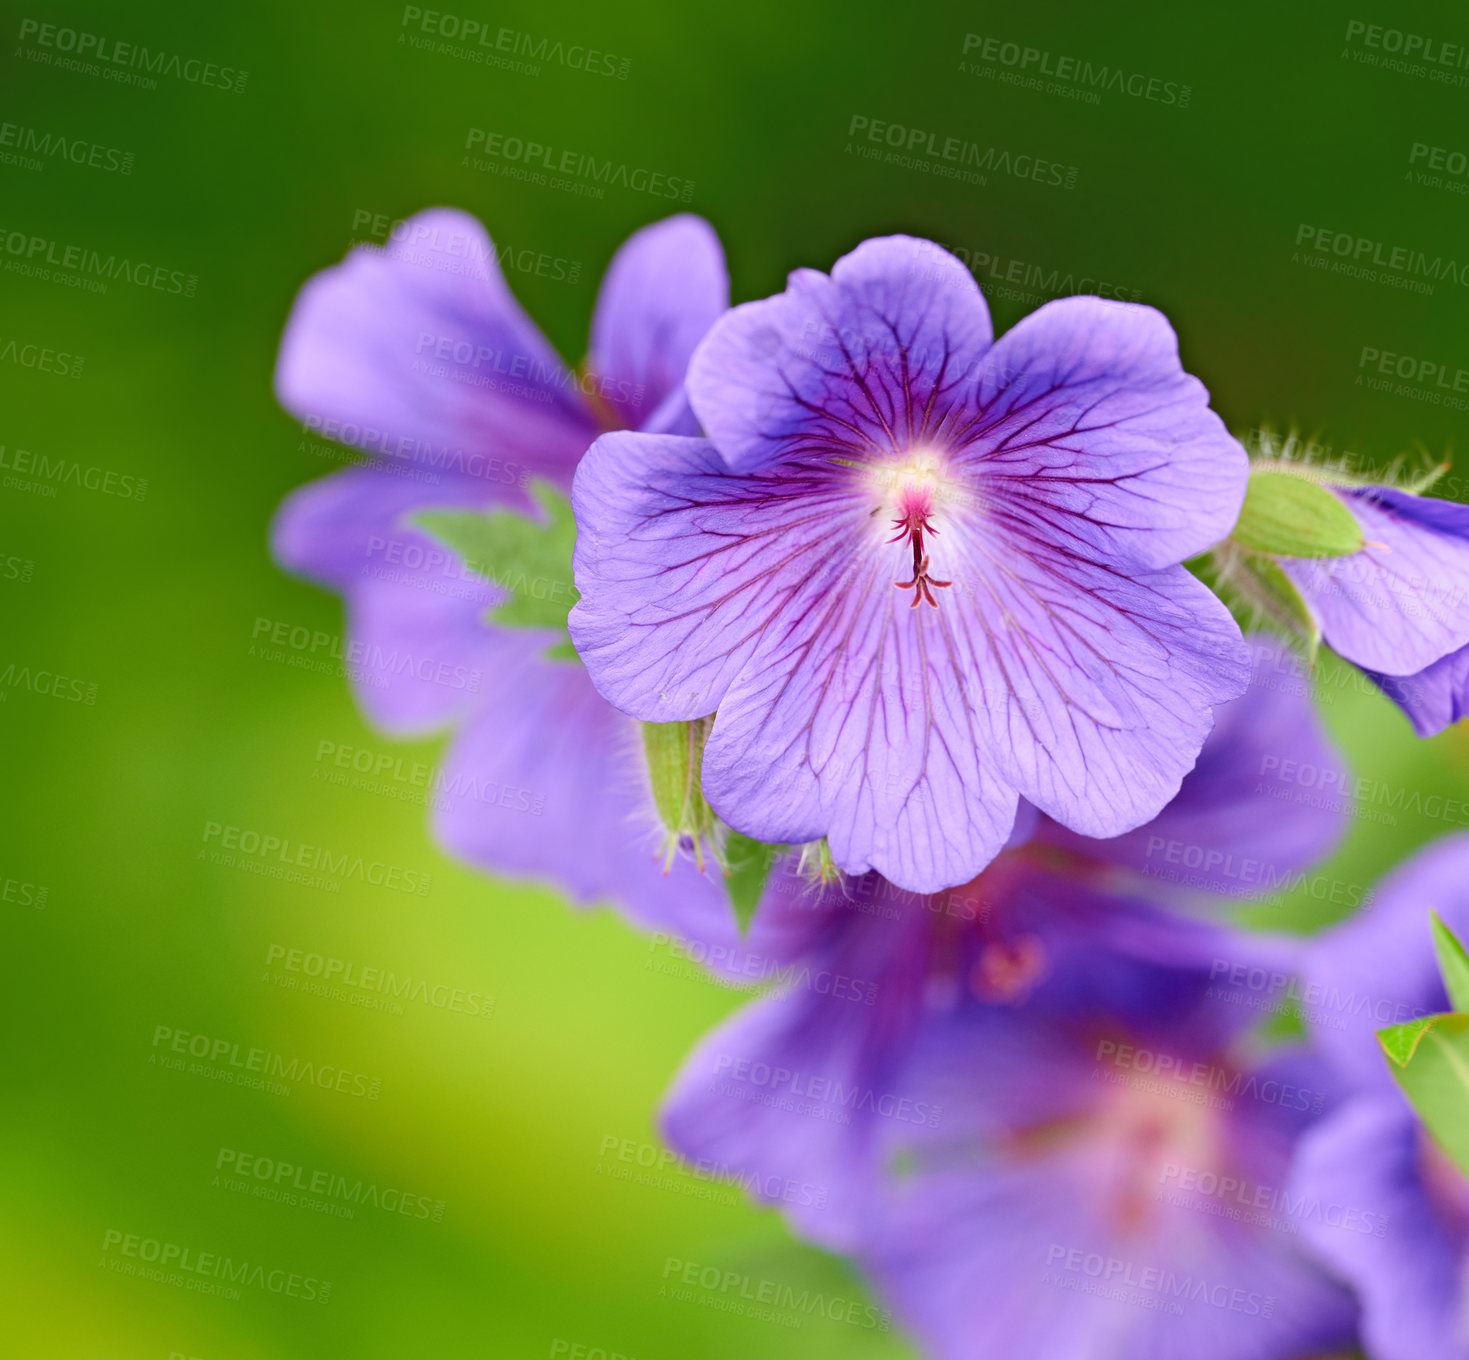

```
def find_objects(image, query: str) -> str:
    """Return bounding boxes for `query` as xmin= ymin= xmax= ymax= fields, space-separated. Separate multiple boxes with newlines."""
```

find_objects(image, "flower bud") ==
xmin=641 ymin=717 xmax=720 ymax=872
xmin=1232 ymin=468 xmax=1364 ymax=559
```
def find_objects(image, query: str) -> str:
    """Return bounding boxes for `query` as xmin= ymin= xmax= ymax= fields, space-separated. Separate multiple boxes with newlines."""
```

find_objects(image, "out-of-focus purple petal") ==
xmin=270 ymin=466 xmax=521 ymax=735
xmin=1044 ymin=636 xmax=1348 ymax=898
xmin=1301 ymin=832 xmax=1469 ymax=1095
xmin=1281 ymin=487 xmax=1469 ymax=676
xmin=861 ymin=1028 xmax=1354 ymax=1360
xmin=1366 ymin=643 xmax=1469 ymax=738
xmin=431 ymin=654 xmax=738 ymax=941
xmin=275 ymin=207 xmax=596 ymax=480
xmin=590 ymin=214 xmax=728 ymax=430
xmin=1288 ymin=1095 xmax=1469 ymax=1360
xmin=687 ymin=235 xmax=994 ymax=473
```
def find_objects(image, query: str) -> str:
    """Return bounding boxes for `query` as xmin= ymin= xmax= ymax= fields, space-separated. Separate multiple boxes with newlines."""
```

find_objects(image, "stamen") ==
xmin=891 ymin=508 xmax=951 ymax=609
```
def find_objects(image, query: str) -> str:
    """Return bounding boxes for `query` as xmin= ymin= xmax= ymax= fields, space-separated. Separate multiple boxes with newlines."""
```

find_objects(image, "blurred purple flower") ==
xmin=1288 ymin=833 xmax=1469 ymax=1360
xmin=271 ymin=208 xmax=741 ymax=938
xmin=659 ymin=640 xmax=1348 ymax=1249
xmin=570 ymin=234 xmax=1251 ymax=894
xmin=1275 ymin=486 xmax=1469 ymax=736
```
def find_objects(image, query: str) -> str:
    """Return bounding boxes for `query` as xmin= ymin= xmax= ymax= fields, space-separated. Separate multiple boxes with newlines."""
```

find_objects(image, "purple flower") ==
xmin=1274 ymin=486 xmax=1469 ymax=737
xmin=1287 ymin=833 xmax=1469 ymax=1360
xmin=570 ymin=235 xmax=1252 ymax=893
xmin=658 ymin=640 xmax=1347 ymax=1250
xmin=271 ymin=208 xmax=741 ymax=937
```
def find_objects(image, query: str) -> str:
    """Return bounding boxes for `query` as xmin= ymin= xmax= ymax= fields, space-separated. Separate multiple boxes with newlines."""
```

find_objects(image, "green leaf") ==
xmin=1378 ymin=1011 xmax=1469 ymax=1177
xmin=724 ymin=832 xmax=780 ymax=934
xmin=415 ymin=481 xmax=580 ymax=648
xmin=1232 ymin=469 xmax=1364 ymax=558
xmin=1433 ymin=911 xmax=1469 ymax=1012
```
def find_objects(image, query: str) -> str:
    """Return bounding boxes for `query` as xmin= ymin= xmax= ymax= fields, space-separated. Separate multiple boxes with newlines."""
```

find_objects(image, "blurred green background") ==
xmin=4 ymin=0 xmax=1468 ymax=1354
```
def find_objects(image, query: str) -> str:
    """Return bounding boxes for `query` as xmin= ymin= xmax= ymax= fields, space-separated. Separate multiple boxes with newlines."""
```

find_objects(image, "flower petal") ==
xmin=271 ymin=466 xmax=518 ymax=735
xmin=1281 ymin=487 xmax=1469 ymax=675
xmin=934 ymin=517 xmax=1251 ymax=838
xmin=1302 ymin=832 xmax=1469 ymax=1095
xmin=432 ymin=655 xmax=737 ymax=940
xmin=955 ymin=297 xmax=1247 ymax=570
xmin=589 ymin=214 xmax=728 ymax=430
xmin=275 ymin=207 xmax=595 ymax=478
xmin=1288 ymin=1095 xmax=1466 ymax=1360
xmin=687 ymin=235 xmax=994 ymax=472
xmin=1366 ymin=641 xmax=1469 ymax=738
xmin=1042 ymin=636 xmax=1347 ymax=897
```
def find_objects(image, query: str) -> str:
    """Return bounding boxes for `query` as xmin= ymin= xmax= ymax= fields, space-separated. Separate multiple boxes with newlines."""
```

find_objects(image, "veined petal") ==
xmin=954 ymin=297 xmax=1247 ymax=570
xmin=590 ymin=214 xmax=728 ymax=430
xmin=1281 ymin=487 xmax=1469 ymax=675
xmin=936 ymin=518 xmax=1250 ymax=838
xmin=687 ymin=235 xmax=994 ymax=472
xmin=275 ymin=207 xmax=596 ymax=479
xmin=1042 ymin=636 xmax=1347 ymax=896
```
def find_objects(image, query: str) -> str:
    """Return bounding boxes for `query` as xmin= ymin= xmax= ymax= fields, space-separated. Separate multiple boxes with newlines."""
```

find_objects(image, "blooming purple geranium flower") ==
xmin=271 ymin=207 xmax=743 ymax=939
xmin=659 ymin=640 xmax=1348 ymax=1249
xmin=1265 ymin=481 xmax=1469 ymax=737
xmin=1287 ymin=833 xmax=1469 ymax=1360
xmin=570 ymin=234 xmax=1252 ymax=893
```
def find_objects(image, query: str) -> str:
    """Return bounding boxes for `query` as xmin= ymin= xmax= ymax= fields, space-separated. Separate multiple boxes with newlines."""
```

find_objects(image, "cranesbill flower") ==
xmin=571 ymin=235 xmax=1252 ymax=893
xmin=272 ymin=208 xmax=740 ymax=937
xmin=1287 ymin=834 xmax=1469 ymax=1360
xmin=854 ymin=963 xmax=1354 ymax=1360
xmin=659 ymin=641 xmax=1347 ymax=1247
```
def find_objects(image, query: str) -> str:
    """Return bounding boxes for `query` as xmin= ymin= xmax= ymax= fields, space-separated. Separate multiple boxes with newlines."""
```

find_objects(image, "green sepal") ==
xmin=1232 ymin=469 xmax=1364 ymax=559
xmin=1235 ymin=554 xmax=1321 ymax=663
xmin=1432 ymin=911 xmax=1469 ymax=1013
xmin=641 ymin=719 xmax=719 ymax=872
xmin=415 ymin=481 xmax=580 ymax=654
xmin=724 ymin=832 xmax=781 ymax=934
xmin=1377 ymin=1011 xmax=1469 ymax=1176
